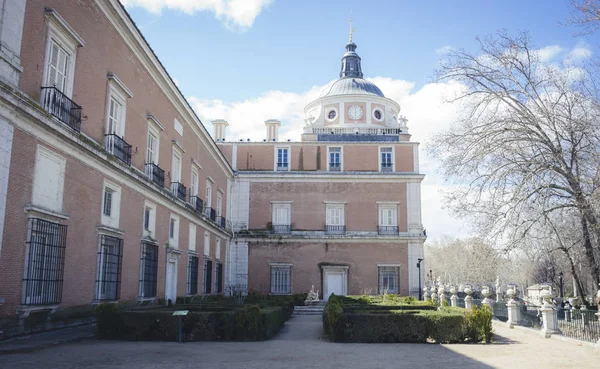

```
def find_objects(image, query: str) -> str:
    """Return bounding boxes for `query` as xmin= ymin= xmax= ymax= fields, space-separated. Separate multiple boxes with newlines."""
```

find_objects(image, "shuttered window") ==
xmin=270 ymin=265 xmax=291 ymax=294
xmin=46 ymin=40 xmax=70 ymax=93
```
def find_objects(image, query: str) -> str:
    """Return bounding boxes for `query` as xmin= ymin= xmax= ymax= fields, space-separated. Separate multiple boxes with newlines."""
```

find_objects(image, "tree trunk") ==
xmin=580 ymin=216 xmax=600 ymax=287
xmin=558 ymin=247 xmax=586 ymax=297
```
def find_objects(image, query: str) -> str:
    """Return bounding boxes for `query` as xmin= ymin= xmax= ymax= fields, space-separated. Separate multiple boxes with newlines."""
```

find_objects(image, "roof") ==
xmin=318 ymin=77 xmax=385 ymax=98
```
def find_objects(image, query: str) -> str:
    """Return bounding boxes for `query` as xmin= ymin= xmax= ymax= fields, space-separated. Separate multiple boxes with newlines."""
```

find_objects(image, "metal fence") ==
xmin=557 ymin=308 xmax=600 ymax=343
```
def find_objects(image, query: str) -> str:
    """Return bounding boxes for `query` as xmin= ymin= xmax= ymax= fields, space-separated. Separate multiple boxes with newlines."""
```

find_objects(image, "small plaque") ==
xmin=172 ymin=310 xmax=189 ymax=316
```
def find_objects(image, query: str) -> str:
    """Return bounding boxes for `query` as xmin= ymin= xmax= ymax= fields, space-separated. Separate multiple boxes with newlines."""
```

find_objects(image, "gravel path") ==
xmin=0 ymin=316 xmax=598 ymax=369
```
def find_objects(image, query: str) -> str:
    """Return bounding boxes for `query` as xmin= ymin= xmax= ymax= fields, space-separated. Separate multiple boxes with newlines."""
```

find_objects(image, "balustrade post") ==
xmin=506 ymin=285 xmax=519 ymax=328
xmin=539 ymin=286 xmax=560 ymax=338
xmin=450 ymin=286 xmax=457 ymax=307
xmin=481 ymin=286 xmax=494 ymax=312
xmin=464 ymin=285 xmax=473 ymax=310
xmin=438 ymin=286 xmax=446 ymax=307
xmin=423 ymin=286 xmax=429 ymax=301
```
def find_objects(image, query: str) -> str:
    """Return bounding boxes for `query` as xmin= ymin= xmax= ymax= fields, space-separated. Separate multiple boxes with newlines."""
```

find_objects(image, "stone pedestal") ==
xmin=506 ymin=300 xmax=519 ymax=328
xmin=596 ymin=312 xmax=600 ymax=348
xmin=481 ymin=298 xmax=494 ymax=312
xmin=450 ymin=295 xmax=457 ymax=307
xmin=465 ymin=295 xmax=472 ymax=310
xmin=540 ymin=306 xmax=560 ymax=338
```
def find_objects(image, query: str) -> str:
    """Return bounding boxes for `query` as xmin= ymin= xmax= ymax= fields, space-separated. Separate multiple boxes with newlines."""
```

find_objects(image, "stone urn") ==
xmin=438 ymin=286 xmax=445 ymax=295
xmin=482 ymin=286 xmax=491 ymax=299
xmin=539 ymin=286 xmax=554 ymax=307
xmin=506 ymin=285 xmax=516 ymax=301
xmin=464 ymin=286 xmax=472 ymax=296
xmin=449 ymin=286 xmax=457 ymax=295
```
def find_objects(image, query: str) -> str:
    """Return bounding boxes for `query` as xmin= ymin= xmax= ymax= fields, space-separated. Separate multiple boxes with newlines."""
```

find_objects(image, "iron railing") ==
xmin=217 ymin=216 xmax=227 ymax=229
xmin=190 ymin=196 xmax=204 ymax=214
xmin=270 ymin=266 xmax=291 ymax=294
xmin=276 ymin=162 xmax=289 ymax=171
xmin=272 ymin=224 xmax=292 ymax=234
xmin=95 ymin=235 xmax=123 ymax=301
xmin=145 ymin=163 xmax=165 ymax=187
xmin=381 ymin=163 xmax=393 ymax=172
xmin=203 ymin=258 xmax=213 ymax=295
xmin=378 ymin=226 xmax=399 ymax=235
xmin=329 ymin=163 xmax=341 ymax=171
xmin=325 ymin=225 xmax=346 ymax=235
xmin=40 ymin=86 xmax=82 ymax=132
xmin=186 ymin=255 xmax=199 ymax=295
xmin=170 ymin=182 xmax=187 ymax=201
xmin=104 ymin=134 xmax=132 ymax=165
xmin=139 ymin=243 xmax=158 ymax=298
xmin=557 ymin=308 xmax=600 ymax=343
xmin=205 ymin=207 xmax=216 ymax=221
xmin=305 ymin=126 xmax=404 ymax=135
xmin=215 ymin=262 xmax=223 ymax=294
xmin=22 ymin=218 xmax=67 ymax=306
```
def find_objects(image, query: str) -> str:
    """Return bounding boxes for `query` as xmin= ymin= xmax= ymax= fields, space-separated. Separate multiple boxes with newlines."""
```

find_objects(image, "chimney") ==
xmin=265 ymin=119 xmax=281 ymax=142
xmin=211 ymin=119 xmax=229 ymax=142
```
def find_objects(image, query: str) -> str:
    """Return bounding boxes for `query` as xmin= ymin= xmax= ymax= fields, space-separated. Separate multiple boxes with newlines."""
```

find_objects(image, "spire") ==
xmin=339 ymin=18 xmax=363 ymax=79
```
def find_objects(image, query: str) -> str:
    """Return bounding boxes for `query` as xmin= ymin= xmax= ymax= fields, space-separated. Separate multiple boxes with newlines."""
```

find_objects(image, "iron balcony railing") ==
xmin=170 ymin=182 xmax=187 ymax=201
xmin=217 ymin=216 xmax=227 ymax=229
xmin=204 ymin=206 xmax=216 ymax=221
xmin=276 ymin=162 xmax=289 ymax=171
xmin=190 ymin=196 xmax=204 ymax=214
xmin=272 ymin=224 xmax=291 ymax=234
xmin=40 ymin=86 xmax=82 ymax=132
xmin=378 ymin=226 xmax=399 ymax=235
xmin=329 ymin=163 xmax=341 ymax=172
xmin=325 ymin=225 xmax=346 ymax=235
xmin=104 ymin=134 xmax=132 ymax=165
xmin=381 ymin=163 xmax=393 ymax=172
xmin=145 ymin=163 xmax=165 ymax=187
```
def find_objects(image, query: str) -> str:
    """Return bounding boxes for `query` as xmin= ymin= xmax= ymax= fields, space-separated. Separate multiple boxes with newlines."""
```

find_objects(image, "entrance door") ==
xmin=322 ymin=267 xmax=348 ymax=301
xmin=165 ymin=258 xmax=177 ymax=304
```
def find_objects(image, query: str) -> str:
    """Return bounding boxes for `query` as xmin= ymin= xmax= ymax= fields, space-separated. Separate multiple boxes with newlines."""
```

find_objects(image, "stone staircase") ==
xmin=293 ymin=302 xmax=326 ymax=316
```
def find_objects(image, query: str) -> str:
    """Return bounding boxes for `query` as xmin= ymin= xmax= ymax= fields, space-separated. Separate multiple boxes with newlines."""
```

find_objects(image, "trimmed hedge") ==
xmin=97 ymin=304 xmax=287 ymax=341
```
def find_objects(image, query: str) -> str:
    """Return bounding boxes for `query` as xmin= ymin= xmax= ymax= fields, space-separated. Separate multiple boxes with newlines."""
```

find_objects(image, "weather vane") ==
xmin=349 ymin=15 xmax=355 ymax=42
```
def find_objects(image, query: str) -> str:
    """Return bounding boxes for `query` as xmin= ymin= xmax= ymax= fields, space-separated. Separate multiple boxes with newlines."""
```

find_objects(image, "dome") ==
xmin=318 ymin=77 xmax=385 ymax=98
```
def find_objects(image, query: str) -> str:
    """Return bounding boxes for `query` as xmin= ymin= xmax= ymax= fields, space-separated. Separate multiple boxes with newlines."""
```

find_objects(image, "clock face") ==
xmin=348 ymin=105 xmax=363 ymax=120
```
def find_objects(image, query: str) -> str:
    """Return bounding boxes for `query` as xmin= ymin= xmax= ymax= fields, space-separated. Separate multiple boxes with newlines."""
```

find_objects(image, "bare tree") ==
xmin=567 ymin=1 xmax=600 ymax=34
xmin=430 ymin=31 xmax=600 ymax=286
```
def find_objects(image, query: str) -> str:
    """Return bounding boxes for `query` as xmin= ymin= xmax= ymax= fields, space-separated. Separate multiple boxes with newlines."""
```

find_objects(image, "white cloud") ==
xmin=435 ymin=45 xmax=454 ymax=55
xmin=567 ymin=42 xmax=592 ymax=62
xmin=121 ymin=0 xmax=273 ymax=29
xmin=537 ymin=45 xmax=563 ymax=62
xmin=189 ymin=78 xmax=471 ymax=241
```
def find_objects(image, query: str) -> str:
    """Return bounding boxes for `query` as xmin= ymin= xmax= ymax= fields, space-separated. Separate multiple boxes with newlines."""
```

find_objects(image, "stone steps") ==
xmin=293 ymin=305 xmax=325 ymax=316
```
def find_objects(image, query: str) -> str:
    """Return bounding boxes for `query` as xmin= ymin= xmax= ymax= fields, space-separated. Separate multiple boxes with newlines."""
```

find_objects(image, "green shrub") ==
xmin=399 ymin=296 xmax=417 ymax=304
xmin=465 ymin=305 xmax=493 ymax=343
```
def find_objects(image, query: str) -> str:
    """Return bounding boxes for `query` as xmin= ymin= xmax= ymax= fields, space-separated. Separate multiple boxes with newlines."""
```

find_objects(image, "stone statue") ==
xmin=305 ymin=285 xmax=320 ymax=305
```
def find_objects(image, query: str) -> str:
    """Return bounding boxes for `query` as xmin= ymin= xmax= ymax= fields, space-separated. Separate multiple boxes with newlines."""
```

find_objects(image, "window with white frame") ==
xmin=139 ymin=243 xmax=158 ymax=298
xmin=378 ymin=266 xmax=399 ymax=294
xmin=271 ymin=202 xmax=291 ymax=234
xmin=205 ymin=180 xmax=213 ymax=217
xmin=146 ymin=126 xmax=159 ymax=165
xmin=101 ymin=180 xmax=121 ymax=229
xmin=190 ymin=167 xmax=199 ymax=198
xmin=203 ymin=232 xmax=210 ymax=256
xmin=169 ymin=214 xmax=179 ymax=248
xmin=275 ymin=147 xmax=289 ymax=171
xmin=171 ymin=148 xmax=182 ymax=184
xmin=106 ymin=92 xmax=126 ymax=137
xmin=142 ymin=201 xmax=156 ymax=237
xmin=328 ymin=147 xmax=342 ymax=171
xmin=325 ymin=203 xmax=345 ymax=234
xmin=216 ymin=192 xmax=223 ymax=217
xmin=96 ymin=235 xmax=123 ymax=301
xmin=214 ymin=261 xmax=223 ymax=294
xmin=216 ymin=238 xmax=221 ymax=260
xmin=378 ymin=204 xmax=398 ymax=235
xmin=188 ymin=224 xmax=197 ymax=252
xmin=32 ymin=146 xmax=66 ymax=213
xmin=270 ymin=264 xmax=292 ymax=294
xmin=203 ymin=257 xmax=212 ymax=294
xmin=186 ymin=255 xmax=199 ymax=295
xmin=380 ymin=147 xmax=394 ymax=172
xmin=174 ymin=118 xmax=184 ymax=137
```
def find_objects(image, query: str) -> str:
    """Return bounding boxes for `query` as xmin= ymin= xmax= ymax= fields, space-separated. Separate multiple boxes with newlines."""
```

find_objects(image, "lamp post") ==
xmin=417 ymin=258 xmax=424 ymax=300
xmin=558 ymin=271 xmax=564 ymax=299
xmin=429 ymin=269 xmax=433 ymax=284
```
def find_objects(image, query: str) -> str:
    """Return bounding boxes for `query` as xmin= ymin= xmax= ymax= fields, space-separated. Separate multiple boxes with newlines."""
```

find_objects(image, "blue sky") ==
xmin=121 ymin=0 xmax=597 ymax=240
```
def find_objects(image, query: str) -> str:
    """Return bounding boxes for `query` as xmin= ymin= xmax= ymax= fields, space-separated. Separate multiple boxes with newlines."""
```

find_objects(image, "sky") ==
xmin=120 ymin=0 xmax=598 ymax=241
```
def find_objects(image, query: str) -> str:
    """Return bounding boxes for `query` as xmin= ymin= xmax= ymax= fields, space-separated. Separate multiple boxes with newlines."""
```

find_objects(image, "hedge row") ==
xmin=97 ymin=304 xmax=287 ymax=341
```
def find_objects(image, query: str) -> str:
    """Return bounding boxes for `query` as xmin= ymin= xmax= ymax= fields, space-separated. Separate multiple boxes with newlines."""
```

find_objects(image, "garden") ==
xmin=95 ymin=294 xmax=307 ymax=342
xmin=323 ymin=294 xmax=493 ymax=343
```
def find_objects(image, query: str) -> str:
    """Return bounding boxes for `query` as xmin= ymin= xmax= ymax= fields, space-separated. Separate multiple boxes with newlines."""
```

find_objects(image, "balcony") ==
xmin=104 ymin=134 xmax=132 ymax=165
xmin=276 ymin=162 xmax=289 ymax=172
xmin=272 ymin=224 xmax=291 ymax=234
xmin=217 ymin=216 xmax=227 ymax=229
xmin=378 ymin=226 xmax=399 ymax=235
xmin=325 ymin=225 xmax=346 ymax=235
xmin=205 ymin=206 xmax=216 ymax=222
xmin=145 ymin=163 xmax=165 ymax=187
xmin=171 ymin=182 xmax=187 ymax=202
xmin=40 ymin=86 xmax=82 ymax=132
xmin=190 ymin=196 xmax=204 ymax=214
xmin=329 ymin=163 xmax=341 ymax=172
xmin=381 ymin=163 xmax=393 ymax=173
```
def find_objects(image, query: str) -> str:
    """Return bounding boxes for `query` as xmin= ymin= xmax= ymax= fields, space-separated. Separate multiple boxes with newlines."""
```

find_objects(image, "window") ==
xmin=146 ymin=127 xmax=159 ymax=165
xmin=205 ymin=180 xmax=213 ymax=217
xmin=276 ymin=147 xmax=289 ymax=171
xmin=107 ymin=95 xmax=125 ymax=137
xmin=378 ymin=266 xmax=399 ymax=294
xmin=171 ymin=148 xmax=182 ymax=183
xmin=101 ymin=181 xmax=121 ymax=229
xmin=216 ymin=192 xmax=223 ymax=217
xmin=32 ymin=146 xmax=66 ymax=213
xmin=270 ymin=264 xmax=291 ymax=294
xmin=203 ymin=232 xmax=210 ymax=256
xmin=380 ymin=147 xmax=394 ymax=172
xmin=272 ymin=202 xmax=291 ymax=234
xmin=188 ymin=224 xmax=197 ymax=252
xmin=139 ymin=243 xmax=158 ymax=298
xmin=215 ymin=262 xmax=223 ymax=294
xmin=142 ymin=201 xmax=156 ymax=237
xmin=378 ymin=204 xmax=398 ymax=235
xmin=186 ymin=256 xmax=199 ymax=295
xmin=216 ymin=238 xmax=221 ymax=260
xmin=328 ymin=147 xmax=342 ymax=171
xmin=174 ymin=118 xmax=183 ymax=137
xmin=22 ymin=218 xmax=67 ymax=305
xmin=169 ymin=214 xmax=179 ymax=248
xmin=203 ymin=257 xmax=213 ymax=294
xmin=190 ymin=167 xmax=199 ymax=198
xmin=103 ymin=188 xmax=113 ymax=217
xmin=45 ymin=40 xmax=71 ymax=94
xmin=96 ymin=235 xmax=123 ymax=301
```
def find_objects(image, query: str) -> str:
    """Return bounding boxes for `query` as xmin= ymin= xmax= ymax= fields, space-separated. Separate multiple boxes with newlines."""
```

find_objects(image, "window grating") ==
xmin=96 ymin=235 xmax=123 ymax=301
xmin=270 ymin=265 xmax=291 ymax=294
xmin=203 ymin=258 xmax=213 ymax=294
xmin=378 ymin=266 xmax=399 ymax=294
xmin=103 ymin=189 xmax=112 ymax=216
xmin=139 ymin=243 xmax=158 ymax=298
xmin=23 ymin=218 xmax=68 ymax=305
xmin=187 ymin=255 xmax=199 ymax=295
xmin=215 ymin=262 xmax=223 ymax=294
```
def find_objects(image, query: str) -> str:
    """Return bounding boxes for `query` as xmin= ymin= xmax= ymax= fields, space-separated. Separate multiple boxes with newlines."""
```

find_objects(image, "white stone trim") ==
xmin=413 ymin=144 xmax=419 ymax=173
xmin=171 ymin=139 xmax=186 ymax=153
xmin=372 ymin=107 xmax=384 ymax=122
xmin=146 ymin=114 xmax=165 ymax=131
xmin=376 ymin=201 xmax=400 ymax=205
xmin=269 ymin=262 xmax=293 ymax=267
xmin=23 ymin=204 xmax=69 ymax=220
xmin=105 ymin=82 xmax=128 ymax=137
xmin=378 ymin=145 xmax=395 ymax=172
xmin=169 ymin=213 xmax=180 ymax=249
xmin=327 ymin=145 xmax=343 ymax=172
xmin=32 ymin=145 xmax=66 ymax=213
xmin=274 ymin=145 xmax=291 ymax=172
xmin=142 ymin=200 xmax=157 ymax=238
xmin=377 ymin=263 xmax=401 ymax=267
xmin=231 ymin=144 xmax=237 ymax=170
xmin=42 ymin=19 xmax=78 ymax=98
xmin=323 ymin=200 xmax=347 ymax=204
xmin=237 ymin=172 xmax=424 ymax=183
xmin=325 ymin=107 xmax=338 ymax=122
xmin=270 ymin=200 xmax=293 ymax=204
xmin=96 ymin=224 xmax=124 ymax=236
xmin=101 ymin=179 xmax=122 ymax=229
xmin=107 ymin=73 xmax=133 ymax=98
xmin=0 ymin=119 xmax=13 ymax=256
xmin=44 ymin=8 xmax=85 ymax=47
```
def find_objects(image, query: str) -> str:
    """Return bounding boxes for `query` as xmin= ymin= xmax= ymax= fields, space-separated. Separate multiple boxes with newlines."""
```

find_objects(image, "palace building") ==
xmin=0 ymin=0 xmax=425 ymax=336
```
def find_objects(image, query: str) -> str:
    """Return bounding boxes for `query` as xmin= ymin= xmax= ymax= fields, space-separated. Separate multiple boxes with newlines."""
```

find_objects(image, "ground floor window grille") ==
xmin=378 ymin=266 xmax=399 ymax=294
xmin=215 ymin=262 xmax=223 ymax=293
xmin=203 ymin=258 xmax=213 ymax=294
xmin=187 ymin=255 xmax=199 ymax=295
xmin=23 ymin=218 xmax=67 ymax=305
xmin=139 ymin=243 xmax=158 ymax=298
xmin=96 ymin=235 xmax=123 ymax=301
xmin=270 ymin=265 xmax=291 ymax=294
